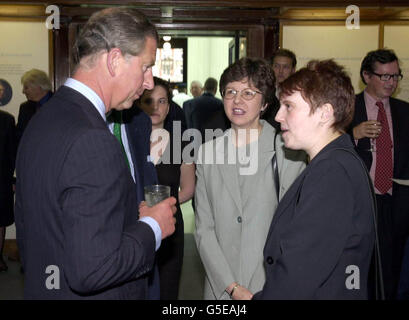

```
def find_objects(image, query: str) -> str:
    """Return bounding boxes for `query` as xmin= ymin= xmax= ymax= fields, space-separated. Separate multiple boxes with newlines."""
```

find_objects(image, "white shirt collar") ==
xmin=64 ymin=78 xmax=107 ymax=122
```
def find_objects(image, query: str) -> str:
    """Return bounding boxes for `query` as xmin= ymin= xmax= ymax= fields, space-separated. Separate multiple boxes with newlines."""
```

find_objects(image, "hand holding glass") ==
xmin=144 ymin=185 xmax=171 ymax=207
xmin=366 ymin=120 xmax=381 ymax=152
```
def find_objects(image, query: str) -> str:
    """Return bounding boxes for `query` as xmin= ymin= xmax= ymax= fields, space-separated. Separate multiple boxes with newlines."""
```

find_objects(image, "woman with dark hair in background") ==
xmin=138 ymin=76 xmax=195 ymax=299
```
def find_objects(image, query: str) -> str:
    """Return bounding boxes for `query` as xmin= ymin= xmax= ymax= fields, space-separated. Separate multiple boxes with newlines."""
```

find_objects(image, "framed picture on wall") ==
xmin=153 ymin=37 xmax=187 ymax=84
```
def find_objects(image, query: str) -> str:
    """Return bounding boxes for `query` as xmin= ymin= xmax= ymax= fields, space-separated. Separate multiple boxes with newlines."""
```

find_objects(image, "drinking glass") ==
xmin=144 ymin=185 xmax=171 ymax=207
xmin=366 ymin=121 xmax=378 ymax=152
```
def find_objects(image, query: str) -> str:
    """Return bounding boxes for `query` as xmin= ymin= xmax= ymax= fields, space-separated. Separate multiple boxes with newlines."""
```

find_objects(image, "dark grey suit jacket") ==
xmin=15 ymin=86 xmax=156 ymax=299
xmin=254 ymin=134 xmax=375 ymax=299
xmin=183 ymin=93 xmax=224 ymax=132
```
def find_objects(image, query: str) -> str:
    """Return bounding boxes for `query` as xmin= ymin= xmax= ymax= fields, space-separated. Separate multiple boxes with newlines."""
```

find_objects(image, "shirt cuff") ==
xmin=139 ymin=216 xmax=162 ymax=251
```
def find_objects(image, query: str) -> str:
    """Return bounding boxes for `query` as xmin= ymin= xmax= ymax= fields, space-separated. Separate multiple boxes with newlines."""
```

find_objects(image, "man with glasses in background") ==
xmin=350 ymin=48 xmax=409 ymax=300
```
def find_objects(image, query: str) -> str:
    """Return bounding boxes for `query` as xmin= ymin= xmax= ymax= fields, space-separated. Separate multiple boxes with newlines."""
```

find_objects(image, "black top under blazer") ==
xmin=15 ymin=86 xmax=156 ymax=299
xmin=254 ymin=134 xmax=375 ymax=299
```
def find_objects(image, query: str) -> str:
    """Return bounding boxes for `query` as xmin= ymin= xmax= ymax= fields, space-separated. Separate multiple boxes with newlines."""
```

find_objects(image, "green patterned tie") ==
xmin=112 ymin=110 xmax=130 ymax=170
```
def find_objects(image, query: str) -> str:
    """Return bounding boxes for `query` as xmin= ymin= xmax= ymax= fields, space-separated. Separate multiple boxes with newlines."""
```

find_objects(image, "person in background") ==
xmin=16 ymin=69 xmax=53 ymax=145
xmin=254 ymin=59 xmax=375 ymax=300
xmin=138 ymin=76 xmax=195 ymax=299
xmin=270 ymin=48 xmax=297 ymax=91
xmin=189 ymin=80 xmax=203 ymax=98
xmin=184 ymin=78 xmax=223 ymax=131
xmin=15 ymin=7 xmax=176 ymax=299
xmin=183 ymin=80 xmax=202 ymax=129
xmin=0 ymin=109 xmax=17 ymax=272
xmin=263 ymin=49 xmax=297 ymax=130
xmin=172 ymin=83 xmax=191 ymax=107
xmin=194 ymin=57 xmax=306 ymax=300
xmin=349 ymin=49 xmax=409 ymax=299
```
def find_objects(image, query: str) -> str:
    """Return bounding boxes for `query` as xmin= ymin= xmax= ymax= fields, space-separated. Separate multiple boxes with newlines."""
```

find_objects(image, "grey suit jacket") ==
xmin=194 ymin=121 xmax=306 ymax=299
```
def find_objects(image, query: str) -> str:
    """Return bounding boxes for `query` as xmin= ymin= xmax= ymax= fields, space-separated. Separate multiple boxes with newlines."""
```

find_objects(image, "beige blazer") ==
xmin=194 ymin=120 xmax=306 ymax=300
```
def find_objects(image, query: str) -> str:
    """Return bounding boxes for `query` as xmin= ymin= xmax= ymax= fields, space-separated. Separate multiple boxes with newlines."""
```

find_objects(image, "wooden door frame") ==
xmin=53 ymin=19 xmax=278 ymax=89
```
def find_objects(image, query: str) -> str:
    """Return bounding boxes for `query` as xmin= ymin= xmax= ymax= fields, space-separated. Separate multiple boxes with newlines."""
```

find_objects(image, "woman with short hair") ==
xmin=254 ymin=59 xmax=375 ymax=300
xmin=194 ymin=57 xmax=306 ymax=300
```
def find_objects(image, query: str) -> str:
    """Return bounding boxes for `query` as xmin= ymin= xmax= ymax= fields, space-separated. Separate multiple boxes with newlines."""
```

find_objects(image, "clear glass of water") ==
xmin=366 ymin=120 xmax=378 ymax=152
xmin=144 ymin=185 xmax=171 ymax=207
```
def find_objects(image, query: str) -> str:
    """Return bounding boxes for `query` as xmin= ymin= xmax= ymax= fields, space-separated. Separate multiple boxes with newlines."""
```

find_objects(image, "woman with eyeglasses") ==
xmin=194 ymin=57 xmax=306 ymax=300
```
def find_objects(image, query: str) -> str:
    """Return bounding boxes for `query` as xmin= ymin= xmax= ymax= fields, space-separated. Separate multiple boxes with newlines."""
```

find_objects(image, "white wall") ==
xmin=384 ymin=25 xmax=409 ymax=102
xmin=282 ymin=24 xmax=409 ymax=102
xmin=283 ymin=25 xmax=379 ymax=94
xmin=0 ymin=21 xmax=49 ymax=119
xmin=0 ymin=21 xmax=49 ymax=239
xmin=187 ymin=37 xmax=233 ymax=98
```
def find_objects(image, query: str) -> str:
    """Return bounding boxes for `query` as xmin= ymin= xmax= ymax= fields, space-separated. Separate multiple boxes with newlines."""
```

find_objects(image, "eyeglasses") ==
xmin=222 ymin=88 xmax=262 ymax=101
xmin=371 ymin=72 xmax=403 ymax=82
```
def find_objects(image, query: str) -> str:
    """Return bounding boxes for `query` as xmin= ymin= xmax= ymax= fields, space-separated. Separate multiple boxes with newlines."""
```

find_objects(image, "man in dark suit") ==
xmin=184 ymin=77 xmax=224 ymax=144
xmin=350 ymin=49 xmax=409 ymax=299
xmin=0 ymin=110 xmax=16 ymax=272
xmin=15 ymin=7 xmax=176 ymax=300
xmin=182 ymin=80 xmax=202 ymax=129
xmin=16 ymin=69 xmax=53 ymax=145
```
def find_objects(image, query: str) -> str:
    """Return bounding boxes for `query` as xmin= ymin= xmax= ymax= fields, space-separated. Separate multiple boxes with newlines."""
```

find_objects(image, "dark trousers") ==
xmin=398 ymin=237 xmax=409 ymax=299
xmin=369 ymin=194 xmax=398 ymax=300
xmin=157 ymin=212 xmax=184 ymax=300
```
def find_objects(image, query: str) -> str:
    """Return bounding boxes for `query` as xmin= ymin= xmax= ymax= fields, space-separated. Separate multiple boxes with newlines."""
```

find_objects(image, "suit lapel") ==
xmin=264 ymin=164 xmax=307 ymax=245
xmin=390 ymin=98 xmax=400 ymax=178
xmin=60 ymin=86 xmax=108 ymax=129
xmin=241 ymin=131 xmax=275 ymax=206
xmin=216 ymin=130 xmax=243 ymax=213
xmin=125 ymin=123 xmax=142 ymax=188
xmin=355 ymin=93 xmax=368 ymax=122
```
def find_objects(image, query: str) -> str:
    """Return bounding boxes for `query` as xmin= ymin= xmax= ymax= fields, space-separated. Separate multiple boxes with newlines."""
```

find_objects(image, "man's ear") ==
xmin=362 ymin=70 xmax=372 ymax=84
xmin=106 ymin=48 xmax=123 ymax=77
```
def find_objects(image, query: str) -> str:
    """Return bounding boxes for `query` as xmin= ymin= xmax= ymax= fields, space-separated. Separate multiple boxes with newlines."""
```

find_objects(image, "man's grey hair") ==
xmin=191 ymin=80 xmax=202 ymax=88
xmin=72 ymin=7 xmax=158 ymax=70
xmin=21 ymin=69 xmax=52 ymax=91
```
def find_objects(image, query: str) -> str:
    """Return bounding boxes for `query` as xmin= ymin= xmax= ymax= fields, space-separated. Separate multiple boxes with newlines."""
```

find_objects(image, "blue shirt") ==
xmin=64 ymin=78 xmax=162 ymax=250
